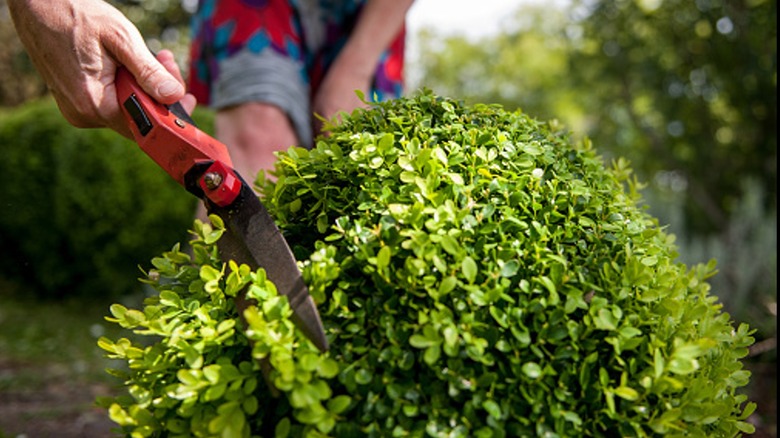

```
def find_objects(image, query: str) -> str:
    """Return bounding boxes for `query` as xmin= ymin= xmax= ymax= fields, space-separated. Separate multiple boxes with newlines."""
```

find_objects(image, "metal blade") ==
xmin=206 ymin=179 xmax=328 ymax=352
xmin=168 ymin=101 xmax=197 ymax=126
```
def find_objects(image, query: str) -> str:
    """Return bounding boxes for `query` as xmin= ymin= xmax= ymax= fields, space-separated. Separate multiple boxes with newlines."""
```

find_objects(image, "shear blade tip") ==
xmin=292 ymin=296 xmax=329 ymax=352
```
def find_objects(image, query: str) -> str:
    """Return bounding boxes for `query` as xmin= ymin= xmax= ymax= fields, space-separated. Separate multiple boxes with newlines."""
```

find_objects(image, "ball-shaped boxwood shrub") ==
xmin=98 ymin=91 xmax=756 ymax=437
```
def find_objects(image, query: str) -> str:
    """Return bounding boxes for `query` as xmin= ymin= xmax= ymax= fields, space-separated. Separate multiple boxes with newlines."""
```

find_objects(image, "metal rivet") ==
xmin=203 ymin=172 xmax=223 ymax=189
xmin=174 ymin=118 xmax=186 ymax=128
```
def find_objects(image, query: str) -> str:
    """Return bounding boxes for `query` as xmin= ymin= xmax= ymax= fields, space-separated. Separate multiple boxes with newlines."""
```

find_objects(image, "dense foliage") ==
xmin=99 ymin=92 xmax=756 ymax=437
xmin=411 ymin=0 xmax=777 ymax=361
xmin=0 ymin=99 xmax=197 ymax=297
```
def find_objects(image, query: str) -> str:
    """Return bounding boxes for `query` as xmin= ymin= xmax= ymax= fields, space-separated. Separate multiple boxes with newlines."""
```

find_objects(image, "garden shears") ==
xmin=114 ymin=67 xmax=328 ymax=355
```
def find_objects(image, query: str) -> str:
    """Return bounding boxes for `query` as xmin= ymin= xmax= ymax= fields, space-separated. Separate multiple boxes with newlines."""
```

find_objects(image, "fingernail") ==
xmin=158 ymin=79 xmax=182 ymax=98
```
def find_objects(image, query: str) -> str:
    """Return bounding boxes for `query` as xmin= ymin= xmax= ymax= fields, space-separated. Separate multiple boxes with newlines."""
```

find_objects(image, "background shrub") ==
xmin=0 ymin=98 xmax=207 ymax=298
xmin=99 ymin=91 xmax=756 ymax=437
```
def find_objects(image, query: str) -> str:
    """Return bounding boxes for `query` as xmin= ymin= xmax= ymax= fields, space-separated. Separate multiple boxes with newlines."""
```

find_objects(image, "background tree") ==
xmin=113 ymin=0 xmax=194 ymax=61
xmin=565 ymin=0 xmax=776 ymax=237
xmin=409 ymin=6 xmax=583 ymax=130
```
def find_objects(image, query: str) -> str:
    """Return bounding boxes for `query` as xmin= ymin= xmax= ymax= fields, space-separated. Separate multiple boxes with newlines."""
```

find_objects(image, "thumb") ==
xmin=103 ymin=23 xmax=185 ymax=104
xmin=123 ymin=51 xmax=185 ymax=105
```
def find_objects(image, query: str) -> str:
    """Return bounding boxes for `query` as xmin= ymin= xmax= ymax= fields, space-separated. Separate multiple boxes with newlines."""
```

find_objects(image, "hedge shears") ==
xmin=115 ymin=67 xmax=329 ymax=357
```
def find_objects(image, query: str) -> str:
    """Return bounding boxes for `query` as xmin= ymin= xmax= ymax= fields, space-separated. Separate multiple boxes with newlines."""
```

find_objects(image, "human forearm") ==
xmin=332 ymin=0 xmax=414 ymax=79
xmin=312 ymin=0 xmax=413 ymax=123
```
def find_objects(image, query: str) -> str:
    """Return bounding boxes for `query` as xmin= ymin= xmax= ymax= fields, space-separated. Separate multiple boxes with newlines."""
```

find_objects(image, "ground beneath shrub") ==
xmin=0 ymin=358 xmax=118 ymax=438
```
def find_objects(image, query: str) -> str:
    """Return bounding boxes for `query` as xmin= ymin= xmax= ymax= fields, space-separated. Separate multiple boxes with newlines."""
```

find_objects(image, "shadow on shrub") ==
xmin=0 ymin=98 xmax=206 ymax=298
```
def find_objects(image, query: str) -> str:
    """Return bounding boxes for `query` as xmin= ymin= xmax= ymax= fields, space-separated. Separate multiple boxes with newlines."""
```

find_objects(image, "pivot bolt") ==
xmin=203 ymin=172 xmax=223 ymax=189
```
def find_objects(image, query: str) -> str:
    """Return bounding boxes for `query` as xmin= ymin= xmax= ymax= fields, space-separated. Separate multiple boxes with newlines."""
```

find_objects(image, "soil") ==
xmin=0 ymin=358 xmax=117 ymax=438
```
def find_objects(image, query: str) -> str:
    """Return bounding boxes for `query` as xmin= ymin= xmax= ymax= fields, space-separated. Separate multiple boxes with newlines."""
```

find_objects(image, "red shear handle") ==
xmin=115 ymin=67 xmax=240 ymax=206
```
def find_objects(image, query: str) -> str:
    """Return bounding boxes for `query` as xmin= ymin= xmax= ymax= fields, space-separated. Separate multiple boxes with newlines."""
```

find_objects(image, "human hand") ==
xmin=7 ymin=0 xmax=195 ymax=138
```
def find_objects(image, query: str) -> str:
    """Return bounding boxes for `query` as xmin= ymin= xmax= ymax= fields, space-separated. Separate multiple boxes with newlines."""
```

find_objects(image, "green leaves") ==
xmin=461 ymin=256 xmax=478 ymax=284
xmin=100 ymin=91 xmax=756 ymax=437
xmin=409 ymin=324 xmax=443 ymax=365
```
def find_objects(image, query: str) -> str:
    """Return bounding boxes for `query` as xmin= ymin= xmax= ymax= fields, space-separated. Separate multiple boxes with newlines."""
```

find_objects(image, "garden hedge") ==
xmin=0 ymin=99 xmax=199 ymax=298
xmin=98 ymin=91 xmax=756 ymax=437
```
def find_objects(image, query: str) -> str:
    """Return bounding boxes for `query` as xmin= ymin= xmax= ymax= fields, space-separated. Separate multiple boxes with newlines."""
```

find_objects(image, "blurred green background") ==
xmin=0 ymin=0 xmax=775 ymax=436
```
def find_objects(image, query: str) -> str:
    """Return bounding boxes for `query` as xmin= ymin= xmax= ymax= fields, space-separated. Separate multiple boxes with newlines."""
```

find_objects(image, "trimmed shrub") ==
xmin=98 ymin=91 xmax=756 ymax=436
xmin=0 ymin=98 xmax=200 ymax=298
